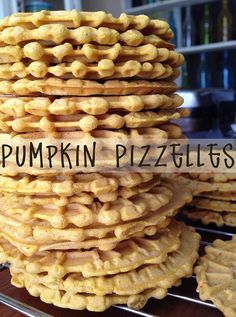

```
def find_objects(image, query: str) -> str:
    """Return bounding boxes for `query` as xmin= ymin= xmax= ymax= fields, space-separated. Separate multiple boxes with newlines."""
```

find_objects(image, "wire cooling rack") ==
xmin=0 ymin=218 xmax=234 ymax=317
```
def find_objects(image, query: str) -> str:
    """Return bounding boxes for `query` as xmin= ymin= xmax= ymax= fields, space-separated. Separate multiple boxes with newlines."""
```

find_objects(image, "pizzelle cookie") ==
xmin=182 ymin=208 xmax=236 ymax=227
xmin=10 ymin=223 xmax=199 ymax=297
xmin=0 ymin=172 xmax=154 ymax=197
xmin=7 ymin=223 xmax=200 ymax=311
xmin=182 ymin=209 xmax=225 ymax=226
xmin=2 ymin=125 xmax=169 ymax=143
xmin=0 ymin=10 xmax=172 ymax=37
xmin=0 ymin=94 xmax=183 ymax=116
xmin=0 ymin=200 xmax=172 ymax=247
xmin=195 ymin=236 xmax=236 ymax=317
xmin=4 ymin=126 xmax=168 ymax=149
xmin=0 ymin=60 xmax=179 ymax=80
xmin=174 ymin=175 xmax=234 ymax=195
xmin=179 ymin=172 xmax=236 ymax=227
xmin=1 ymin=192 xmax=95 ymax=206
xmin=0 ymin=109 xmax=187 ymax=133
xmin=199 ymin=191 xmax=236 ymax=201
xmin=0 ymin=175 xmax=160 ymax=206
xmin=0 ymin=25 xmax=173 ymax=46
xmin=0 ymin=220 xmax=182 ymax=278
xmin=0 ymin=78 xmax=178 ymax=96
xmin=209 ymin=181 xmax=236 ymax=193
xmin=0 ymin=179 xmax=192 ymax=256
xmin=0 ymin=43 xmax=182 ymax=65
xmin=188 ymin=197 xmax=236 ymax=212
xmin=0 ymin=216 xmax=171 ymax=256
xmin=188 ymin=173 xmax=236 ymax=183
xmin=0 ymin=182 xmax=170 ymax=228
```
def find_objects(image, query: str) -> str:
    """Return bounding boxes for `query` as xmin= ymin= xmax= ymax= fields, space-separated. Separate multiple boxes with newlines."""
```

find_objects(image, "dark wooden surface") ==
xmin=0 ymin=269 xmax=223 ymax=317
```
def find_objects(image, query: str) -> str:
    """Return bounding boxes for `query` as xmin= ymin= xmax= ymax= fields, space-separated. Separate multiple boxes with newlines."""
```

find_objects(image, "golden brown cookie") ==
xmin=0 ymin=94 xmax=184 ymax=116
xmin=0 ymin=60 xmax=179 ymax=80
xmin=0 ymin=43 xmax=181 ymax=64
xmin=0 ymin=79 xmax=178 ymax=96
xmin=195 ymin=236 xmax=236 ymax=317
xmin=182 ymin=208 xmax=236 ymax=227
xmin=0 ymin=25 xmax=173 ymax=46
xmin=0 ymin=109 xmax=187 ymax=133
xmin=0 ymin=181 xmax=170 ymax=228
xmin=0 ymin=10 xmax=172 ymax=38
xmin=188 ymin=197 xmax=236 ymax=212
xmin=6 ymin=223 xmax=199 ymax=311
xmin=0 ymin=220 xmax=182 ymax=278
xmin=0 ymin=179 xmax=192 ymax=256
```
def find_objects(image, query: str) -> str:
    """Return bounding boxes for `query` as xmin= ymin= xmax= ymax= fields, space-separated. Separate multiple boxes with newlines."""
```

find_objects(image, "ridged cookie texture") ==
xmin=0 ymin=222 xmax=200 ymax=311
xmin=0 ymin=79 xmax=178 ymax=96
xmin=0 ymin=220 xmax=181 ymax=278
xmin=0 ymin=44 xmax=182 ymax=64
xmin=0 ymin=10 xmax=172 ymax=36
xmin=0 ymin=94 xmax=183 ymax=116
xmin=195 ymin=236 xmax=236 ymax=317
xmin=180 ymin=173 xmax=236 ymax=228
xmin=0 ymin=8 xmax=194 ymax=313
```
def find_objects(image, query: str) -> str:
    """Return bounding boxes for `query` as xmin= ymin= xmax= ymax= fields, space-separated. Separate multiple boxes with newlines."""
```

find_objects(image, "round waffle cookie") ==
xmin=0 ymin=25 xmax=174 ymax=46
xmin=0 ymin=175 xmax=160 ymax=206
xmin=1 ymin=125 xmax=170 ymax=143
xmin=188 ymin=173 xmax=236 ymax=183
xmin=0 ymin=174 xmax=159 ymax=202
xmin=188 ymin=197 xmax=236 ymax=212
xmin=0 ymin=44 xmax=183 ymax=64
xmin=181 ymin=172 xmax=236 ymax=228
xmin=0 ymin=61 xmax=179 ymax=80
xmin=0 ymin=108 xmax=187 ymax=133
xmin=208 ymin=181 xmax=236 ymax=193
xmin=0 ymin=209 xmax=171 ymax=255
xmin=0 ymin=11 xmax=173 ymax=37
xmin=174 ymin=175 xmax=234 ymax=196
xmin=182 ymin=208 xmax=236 ymax=227
xmin=0 ymin=179 xmax=192 ymax=256
xmin=1 ymin=192 xmax=95 ymax=206
xmin=0 ymin=94 xmax=183 ymax=116
xmin=0 ymin=219 xmax=182 ymax=278
xmin=10 ymin=224 xmax=199 ymax=297
xmin=0 ymin=172 xmax=154 ymax=198
xmin=2 ymin=126 xmax=169 ymax=149
xmin=198 ymin=191 xmax=236 ymax=201
xmin=0 ymin=79 xmax=178 ymax=96
xmin=0 ymin=179 xmax=168 ymax=228
xmin=195 ymin=236 xmax=236 ymax=317
xmin=6 ymin=223 xmax=200 ymax=311
xmin=0 ymin=216 xmax=171 ymax=256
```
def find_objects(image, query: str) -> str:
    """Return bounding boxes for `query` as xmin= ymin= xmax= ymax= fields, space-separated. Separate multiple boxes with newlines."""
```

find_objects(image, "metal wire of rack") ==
xmin=0 ymin=221 xmax=234 ymax=317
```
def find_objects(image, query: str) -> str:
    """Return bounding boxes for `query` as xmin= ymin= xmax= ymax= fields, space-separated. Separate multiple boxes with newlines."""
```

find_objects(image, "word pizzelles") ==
xmin=0 ymin=141 xmax=235 ymax=172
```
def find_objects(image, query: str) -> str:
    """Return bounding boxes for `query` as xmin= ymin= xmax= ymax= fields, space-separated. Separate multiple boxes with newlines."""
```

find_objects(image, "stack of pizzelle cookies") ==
xmin=180 ymin=173 xmax=236 ymax=227
xmin=0 ymin=10 xmax=200 ymax=312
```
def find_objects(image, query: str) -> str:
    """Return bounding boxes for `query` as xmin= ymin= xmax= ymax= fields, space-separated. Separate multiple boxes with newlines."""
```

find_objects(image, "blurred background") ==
xmin=1 ymin=0 xmax=236 ymax=138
